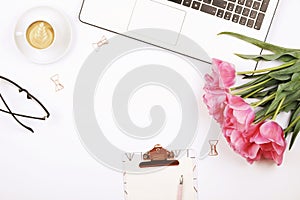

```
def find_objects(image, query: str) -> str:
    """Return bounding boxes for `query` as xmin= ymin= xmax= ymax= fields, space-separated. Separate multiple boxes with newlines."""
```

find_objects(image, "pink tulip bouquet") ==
xmin=203 ymin=32 xmax=300 ymax=165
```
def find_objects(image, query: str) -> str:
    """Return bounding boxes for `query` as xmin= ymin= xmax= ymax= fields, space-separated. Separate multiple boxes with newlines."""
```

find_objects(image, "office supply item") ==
xmin=0 ymin=76 xmax=50 ymax=133
xmin=50 ymin=74 xmax=64 ymax=92
xmin=92 ymin=35 xmax=109 ymax=51
xmin=123 ymin=145 xmax=198 ymax=200
xmin=79 ymin=0 xmax=279 ymax=68
xmin=177 ymin=175 xmax=184 ymax=200
xmin=209 ymin=140 xmax=219 ymax=156
xmin=15 ymin=6 xmax=72 ymax=64
xmin=139 ymin=144 xmax=180 ymax=168
xmin=198 ymin=119 xmax=221 ymax=159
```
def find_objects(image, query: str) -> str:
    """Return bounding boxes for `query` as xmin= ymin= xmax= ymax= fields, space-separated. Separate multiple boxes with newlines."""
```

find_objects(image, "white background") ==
xmin=1 ymin=0 xmax=300 ymax=200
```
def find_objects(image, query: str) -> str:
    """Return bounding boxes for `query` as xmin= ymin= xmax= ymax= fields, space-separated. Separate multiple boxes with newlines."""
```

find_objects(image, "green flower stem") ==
xmin=244 ymin=87 xmax=264 ymax=98
xmin=255 ymin=112 xmax=274 ymax=123
xmin=285 ymin=115 xmax=300 ymax=134
xmin=231 ymin=74 xmax=270 ymax=91
xmin=231 ymin=78 xmax=273 ymax=96
xmin=272 ymin=97 xmax=286 ymax=121
xmin=251 ymin=93 xmax=276 ymax=108
xmin=237 ymin=60 xmax=297 ymax=75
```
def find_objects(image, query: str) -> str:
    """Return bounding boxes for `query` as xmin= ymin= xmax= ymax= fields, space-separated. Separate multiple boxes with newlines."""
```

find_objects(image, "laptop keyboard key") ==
xmin=247 ymin=19 xmax=254 ymax=28
xmin=235 ymin=5 xmax=243 ymax=14
xmin=212 ymin=0 xmax=227 ymax=9
xmin=239 ymin=17 xmax=247 ymax=25
xmin=260 ymin=0 xmax=269 ymax=12
xmin=203 ymin=0 xmax=212 ymax=3
xmin=254 ymin=13 xmax=264 ymax=30
xmin=227 ymin=3 xmax=235 ymax=11
xmin=242 ymin=8 xmax=250 ymax=16
xmin=232 ymin=14 xmax=239 ymax=23
xmin=252 ymin=1 xmax=260 ymax=10
xmin=249 ymin=10 xmax=257 ymax=18
xmin=224 ymin=11 xmax=232 ymax=20
xmin=238 ymin=0 xmax=245 ymax=5
xmin=191 ymin=1 xmax=201 ymax=10
xmin=168 ymin=0 xmax=183 ymax=4
xmin=200 ymin=4 xmax=217 ymax=15
xmin=183 ymin=0 xmax=192 ymax=7
xmin=245 ymin=0 xmax=253 ymax=7
xmin=217 ymin=9 xmax=224 ymax=17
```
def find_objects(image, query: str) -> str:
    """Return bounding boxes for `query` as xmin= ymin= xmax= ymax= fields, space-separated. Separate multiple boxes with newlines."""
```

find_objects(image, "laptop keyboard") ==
xmin=167 ymin=0 xmax=270 ymax=30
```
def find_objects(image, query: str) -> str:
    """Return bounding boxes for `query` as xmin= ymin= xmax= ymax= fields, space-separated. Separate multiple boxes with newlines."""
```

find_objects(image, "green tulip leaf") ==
xmin=291 ymin=72 xmax=300 ymax=81
xmin=282 ymin=102 xmax=298 ymax=113
xmin=290 ymin=104 xmax=300 ymax=124
xmin=251 ymin=90 xmax=274 ymax=98
xmin=269 ymin=73 xmax=291 ymax=81
xmin=269 ymin=61 xmax=300 ymax=77
xmin=235 ymin=52 xmax=300 ymax=62
xmin=289 ymin=120 xmax=300 ymax=150
xmin=218 ymin=32 xmax=300 ymax=53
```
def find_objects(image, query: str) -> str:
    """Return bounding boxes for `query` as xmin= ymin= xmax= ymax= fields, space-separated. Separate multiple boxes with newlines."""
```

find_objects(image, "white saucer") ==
xmin=14 ymin=6 xmax=72 ymax=64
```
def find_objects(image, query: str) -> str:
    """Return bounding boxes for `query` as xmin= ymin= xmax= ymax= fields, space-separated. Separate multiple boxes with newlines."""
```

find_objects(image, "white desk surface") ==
xmin=1 ymin=0 xmax=300 ymax=199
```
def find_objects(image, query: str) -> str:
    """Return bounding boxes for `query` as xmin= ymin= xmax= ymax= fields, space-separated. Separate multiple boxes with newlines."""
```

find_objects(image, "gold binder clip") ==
xmin=139 ymin=144 xmax=179 ymax=168
xmin=209 ymin=140 xmax=219 ymax=156
xmin=50 ymin=74 xmax=64 ymax=92
xmin=92 ymin=35 xmax=108 ymax=51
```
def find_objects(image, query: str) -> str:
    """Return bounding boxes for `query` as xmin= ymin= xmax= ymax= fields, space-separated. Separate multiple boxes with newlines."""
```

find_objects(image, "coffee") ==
xmin=26 ymin=21 xmax=54 ymax=49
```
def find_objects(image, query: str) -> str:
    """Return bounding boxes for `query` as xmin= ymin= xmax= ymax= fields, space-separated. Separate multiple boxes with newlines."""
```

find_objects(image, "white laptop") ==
xmin=79 ymin=0 xmax=279 ymax=68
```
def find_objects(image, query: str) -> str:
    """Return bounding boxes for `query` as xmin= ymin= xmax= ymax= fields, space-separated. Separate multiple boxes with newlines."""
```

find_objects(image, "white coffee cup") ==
xmin=14 ymin=6 xmax=72 ymax=64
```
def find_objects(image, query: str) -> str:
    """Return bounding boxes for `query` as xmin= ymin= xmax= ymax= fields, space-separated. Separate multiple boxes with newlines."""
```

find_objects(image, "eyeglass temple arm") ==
xmin=0 ymin=109 xmax=46 ymax=120
xmin=0 ymin=94 xmax=34 ymax=133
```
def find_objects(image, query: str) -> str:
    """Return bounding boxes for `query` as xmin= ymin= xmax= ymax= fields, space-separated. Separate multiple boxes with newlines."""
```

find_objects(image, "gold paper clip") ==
xmin=92 ymin=35 xmax=108 ymax=51
xmin=139 ymin=144 xmax=179 ymax=168
xmin=209 ymin=140 xmax=219 ymax=156
xmin=50 ymin=74 xmax=64 ymax=92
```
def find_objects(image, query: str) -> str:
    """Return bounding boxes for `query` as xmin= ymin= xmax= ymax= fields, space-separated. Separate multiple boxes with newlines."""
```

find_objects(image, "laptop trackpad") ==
xmin=128 ymin=0 xmax=186 ymax=45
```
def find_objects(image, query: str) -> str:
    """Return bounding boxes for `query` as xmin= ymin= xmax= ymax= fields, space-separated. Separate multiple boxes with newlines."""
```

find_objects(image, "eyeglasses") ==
xmin=0 ymin=76 xmax=50 ymax=133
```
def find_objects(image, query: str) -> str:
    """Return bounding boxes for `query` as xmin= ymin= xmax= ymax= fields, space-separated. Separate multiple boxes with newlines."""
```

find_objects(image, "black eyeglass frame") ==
xmin=0 ymin=75 xmax=50 ymax=133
